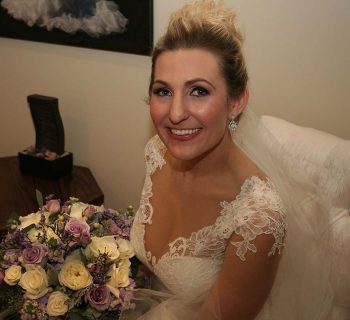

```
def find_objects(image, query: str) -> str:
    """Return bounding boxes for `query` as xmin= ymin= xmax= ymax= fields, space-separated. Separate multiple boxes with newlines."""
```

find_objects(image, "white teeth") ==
xmin=170 ymin=128 xmax=201 ymax=136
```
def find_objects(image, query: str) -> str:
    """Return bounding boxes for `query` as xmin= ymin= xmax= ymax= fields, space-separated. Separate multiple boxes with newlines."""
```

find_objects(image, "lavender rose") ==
xmin=85 ymin=285 xmax=112 ymax=311
xmin=22 ymin=244 xmax=48 ymax=264
xmin=65 ymin=218 xmax=90 ymax=242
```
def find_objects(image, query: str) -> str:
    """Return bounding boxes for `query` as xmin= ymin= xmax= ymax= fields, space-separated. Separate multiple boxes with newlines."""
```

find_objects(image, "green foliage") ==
xmin=0 ymin=283 xmax=23 ymax=316
xmin=35 ymin=189 xmax=44 ymax=208
xmin=66 ymin=310 xmax=86 ymax=320
xmin=99 ymin=310 xmax=121 ymax=320
xmin=47 ymin=237 xmax=58 ymax=248
xmin=21 ymin=223 xmax=36 ymax=234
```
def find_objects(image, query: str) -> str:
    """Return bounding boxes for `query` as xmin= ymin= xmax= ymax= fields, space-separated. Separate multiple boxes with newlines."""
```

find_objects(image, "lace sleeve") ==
xmin=216 ymin=176 xmax=287 ymax=261
xmin=144 ymin=135 xmax=166 ymax=176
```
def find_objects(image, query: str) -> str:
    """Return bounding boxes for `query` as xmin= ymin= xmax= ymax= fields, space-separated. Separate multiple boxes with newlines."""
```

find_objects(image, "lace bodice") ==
xmin=130 ymin=135 xmax=287 ymax=295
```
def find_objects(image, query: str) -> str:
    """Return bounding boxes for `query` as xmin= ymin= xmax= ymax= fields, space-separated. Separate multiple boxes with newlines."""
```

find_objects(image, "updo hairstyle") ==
xmin=149 ymin=0 xmax=248 ymax=100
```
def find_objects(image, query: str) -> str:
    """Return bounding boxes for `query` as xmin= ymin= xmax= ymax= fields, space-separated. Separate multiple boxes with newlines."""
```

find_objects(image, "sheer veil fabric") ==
xmin=127 ymin=108 xmax=339 ymax=320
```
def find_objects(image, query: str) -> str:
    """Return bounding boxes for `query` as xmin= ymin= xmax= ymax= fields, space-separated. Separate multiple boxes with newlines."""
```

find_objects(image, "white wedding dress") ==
xmin=129 ymin=109 xmax=348 ymax=319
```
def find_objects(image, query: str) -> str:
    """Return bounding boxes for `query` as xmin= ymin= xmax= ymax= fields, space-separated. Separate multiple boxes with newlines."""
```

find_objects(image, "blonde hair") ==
xmin=149 ymin=0 xmax=248 ymax=99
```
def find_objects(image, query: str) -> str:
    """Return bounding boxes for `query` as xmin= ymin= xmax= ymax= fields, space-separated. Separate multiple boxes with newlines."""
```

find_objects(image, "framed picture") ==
xmin=0 ymin=0 xmax=153 ymax=56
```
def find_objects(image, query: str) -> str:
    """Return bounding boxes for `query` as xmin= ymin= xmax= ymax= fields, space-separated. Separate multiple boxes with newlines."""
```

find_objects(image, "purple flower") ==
xmin=84 ymin=206 xmax=98 ymax=219
xmin=22 ymin=244 xmax=48 ymax=264
xmin=102 ymin=209 xmax=115 ymax=220
xmin=64 ymin=218 xmax=90 ymax=242
xmin=85 ymin=285 xmax=112 ymax=311
xmin=87 ymin=263 xmax=102 ymax=274
xmin=105 ymin=220 xmax=122 ymax=236
xmin=4 ymin=249 xmax=21 ymax=265
xmin=46 ymin=199 xmax=61 ymax=214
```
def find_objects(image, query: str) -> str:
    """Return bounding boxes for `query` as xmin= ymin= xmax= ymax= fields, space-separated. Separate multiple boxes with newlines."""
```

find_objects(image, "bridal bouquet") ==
xmin=0 ymin=195 xmax=137 ymax=319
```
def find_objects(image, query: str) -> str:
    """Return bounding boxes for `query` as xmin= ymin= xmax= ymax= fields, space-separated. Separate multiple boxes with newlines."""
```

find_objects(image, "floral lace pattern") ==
xmin=216 ymin=177 xmax=287 ymax=261
xmin=131 ymin=135 xmax=287 ymax=272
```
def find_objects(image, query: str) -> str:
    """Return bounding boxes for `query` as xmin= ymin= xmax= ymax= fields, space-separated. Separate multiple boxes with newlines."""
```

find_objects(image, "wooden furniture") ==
xmin=0 ymin=156 xmax=104 ymax=238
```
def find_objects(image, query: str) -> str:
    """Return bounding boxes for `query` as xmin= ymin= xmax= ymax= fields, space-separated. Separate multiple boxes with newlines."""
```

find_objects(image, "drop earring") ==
xmin=228 ymin=117 xmax=238 ymax=132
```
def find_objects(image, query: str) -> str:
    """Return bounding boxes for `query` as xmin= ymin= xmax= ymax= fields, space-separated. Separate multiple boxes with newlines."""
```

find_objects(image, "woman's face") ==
xmin=150 ymin=48 xmax=239 ymax=162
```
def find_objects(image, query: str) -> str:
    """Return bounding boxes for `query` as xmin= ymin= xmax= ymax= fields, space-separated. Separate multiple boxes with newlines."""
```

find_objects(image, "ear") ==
xmin=228 ymin=88 xmax=249 ymax=119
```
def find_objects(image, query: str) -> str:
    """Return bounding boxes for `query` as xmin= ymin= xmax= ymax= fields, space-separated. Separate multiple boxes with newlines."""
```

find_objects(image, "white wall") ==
xmin=0 ymin=0 xmax=349 ymax=210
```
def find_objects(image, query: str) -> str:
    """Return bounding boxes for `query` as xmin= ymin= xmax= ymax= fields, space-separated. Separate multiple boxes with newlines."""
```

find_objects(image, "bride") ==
xmin=130 ymin=1 xmax=340 ymax=319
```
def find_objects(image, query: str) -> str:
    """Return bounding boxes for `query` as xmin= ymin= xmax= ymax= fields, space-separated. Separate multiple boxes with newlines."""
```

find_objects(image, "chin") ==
xmin=166 ymin=144 xmax=208 ymax=162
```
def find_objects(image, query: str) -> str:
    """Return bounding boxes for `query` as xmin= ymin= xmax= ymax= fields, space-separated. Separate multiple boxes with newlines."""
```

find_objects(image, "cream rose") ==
xmin=47 ymin=291 xmax=69 ymax=316
xmin=45 ymin=227 xmax=60 ymax=241
xmin=19 ymin=265 xmax=48 ymax=299
xmin=116 ymin=239 xmax=135 ymax=260
xmin=69 ymin=202 xmax=90 ymax=219
xmin=58 ymin=260 xmax=92 ymax=290
xmin=4 ymin=265 xmax=22 ymax=286
xmin=106 ymin=259 xmax=131 ymax=296
xmin=19 ymin=212 xmax=41 ymax=229
xmin=27 ymin=227 xmax=44 ymax=243
xmin=84 ymin=236 xmax=120 ymax=262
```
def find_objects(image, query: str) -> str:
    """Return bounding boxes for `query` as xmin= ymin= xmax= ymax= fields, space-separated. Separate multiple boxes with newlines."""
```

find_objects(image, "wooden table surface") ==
xmin=0 ymin=156 xmax=104 ymax=236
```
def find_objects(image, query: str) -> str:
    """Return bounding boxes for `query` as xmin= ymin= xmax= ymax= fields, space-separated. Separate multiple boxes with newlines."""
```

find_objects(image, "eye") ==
xmin=152 ymin=87 xmax=172 ymax=97
xmin=191 ymin=87 xmax=209 ymax=97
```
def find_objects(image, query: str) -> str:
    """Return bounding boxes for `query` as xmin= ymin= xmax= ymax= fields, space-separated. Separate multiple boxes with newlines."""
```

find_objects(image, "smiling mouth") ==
xmin=170 ymin=128 xmax=201 ymax=136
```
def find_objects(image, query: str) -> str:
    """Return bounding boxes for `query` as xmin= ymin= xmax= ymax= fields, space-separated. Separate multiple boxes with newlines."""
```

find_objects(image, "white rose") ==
xmin=19 ymin=212 xmax=41 ymax=229
xmin=27 ymin=227 xmax=44 ymax=243
xmin=19 ymin=264 xmax=48 ymax=299
xmin=47 ymin=291 xmax=69 ymax=316
xmin=107 ymin=259 xmax=131 ymax=293
xmin=84 ymin=236 xmax=120 ymax=262
xmin=4 ymin=265 xmax=22 ymax=286
xmin=58 ymin=260 xmax=92 ymax=290
xmin=116 ymin=239 xmax=135 ymax=260
xmin=69 ymin=202 xmax=90 ymax=219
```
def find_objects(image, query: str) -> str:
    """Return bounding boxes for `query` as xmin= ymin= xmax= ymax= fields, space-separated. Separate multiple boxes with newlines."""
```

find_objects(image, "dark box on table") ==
xmin=18 ymin=152 xmax=73 ymax=179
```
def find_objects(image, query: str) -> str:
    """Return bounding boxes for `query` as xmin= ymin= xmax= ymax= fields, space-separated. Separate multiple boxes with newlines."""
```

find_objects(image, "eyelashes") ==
xmin=152 ymin=86 xmax=209 ymax=97
xmin=152 ymin=87 xmax=172 ymax=96
xmin=191 ymin=87 xmax=209 ymax=96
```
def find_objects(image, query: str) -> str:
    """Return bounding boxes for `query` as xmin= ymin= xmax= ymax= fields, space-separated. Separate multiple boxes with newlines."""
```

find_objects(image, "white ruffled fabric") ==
xmin=260 ymin=114 xmax=350 ymax=319
xmin=127 ymin=108 xmax=350 ymax=319
xmin=1 ymin=0 xmax=127 ymax=37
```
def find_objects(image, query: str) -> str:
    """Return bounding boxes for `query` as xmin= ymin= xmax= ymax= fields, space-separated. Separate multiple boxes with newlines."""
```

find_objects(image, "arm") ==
xmin=197 ymin=232 xmax=282 ymax=320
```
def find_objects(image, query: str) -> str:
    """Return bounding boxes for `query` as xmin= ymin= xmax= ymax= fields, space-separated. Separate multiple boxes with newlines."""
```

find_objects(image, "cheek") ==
xmin=150 ymin=103 xmax=167 ymax=125
xmin=149 ymin=104 xmax=158 ymax=122
xmin=196 ymin=103 xmax=228 ymax=126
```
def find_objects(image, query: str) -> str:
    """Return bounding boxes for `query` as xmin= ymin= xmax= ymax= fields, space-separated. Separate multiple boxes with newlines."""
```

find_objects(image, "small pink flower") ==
xmin=83 ymin=206 xmax=98 ymax=219
xmin=47 ymin=200 xmax=61 ymax=214
xmin=87 ymin=263 xmax=101 ymax=274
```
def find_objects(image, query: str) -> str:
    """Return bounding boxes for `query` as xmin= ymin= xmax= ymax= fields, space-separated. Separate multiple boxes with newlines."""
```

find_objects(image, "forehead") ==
xmin=154 ymin=48 xmax=223 ymax=82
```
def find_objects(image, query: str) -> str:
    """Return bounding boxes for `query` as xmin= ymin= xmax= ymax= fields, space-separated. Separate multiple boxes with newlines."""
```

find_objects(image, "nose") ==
xmin=169 ymin=94 xmax=189 ymax=124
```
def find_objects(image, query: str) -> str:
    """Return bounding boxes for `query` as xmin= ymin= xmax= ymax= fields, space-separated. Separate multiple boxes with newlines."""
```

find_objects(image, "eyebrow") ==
xmin=152 ymin=78 xmax=214 ymax=89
